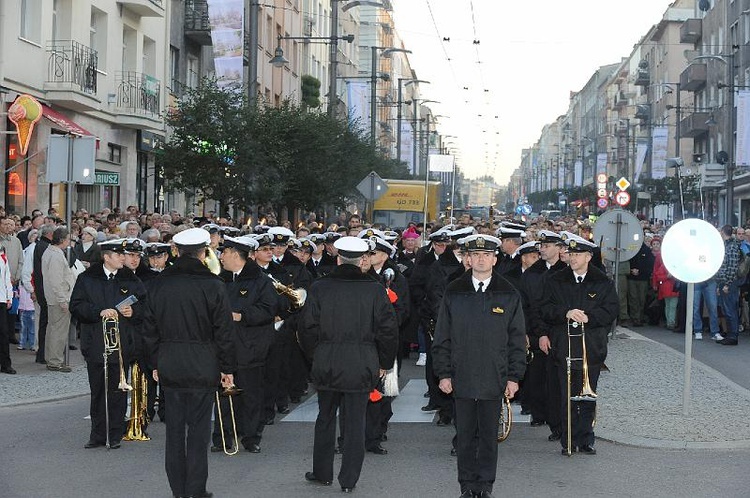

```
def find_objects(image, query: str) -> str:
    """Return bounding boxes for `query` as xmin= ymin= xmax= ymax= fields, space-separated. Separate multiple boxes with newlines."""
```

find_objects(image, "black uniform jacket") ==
xmin=141 ymin=257 xmax=236 ymax=392
xmin=368 ymin=258 xmax=410 ymax=328
xmin=521 ymin=258 xmax=567 ymax=349
xmin=70 ymin=263 xmax=147 ymax=365
xmin=423 ymin=251 xmax=464 ymax=324
xmin=300 ymin=264 xmax=398 ymax=393
xmin=539 ymin=264 xmax=618 ymax=369
xmin=432 ymin=271 xmax=527 ymax=400
xmin=220 ymin=261 xmax=277 ymax=368
xmin=306 ymin=252 xmax=337 ymax=279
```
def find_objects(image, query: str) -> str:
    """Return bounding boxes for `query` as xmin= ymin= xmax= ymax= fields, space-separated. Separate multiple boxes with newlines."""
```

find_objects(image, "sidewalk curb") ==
xmin=0 ymin=391 xmax=89 ymax=409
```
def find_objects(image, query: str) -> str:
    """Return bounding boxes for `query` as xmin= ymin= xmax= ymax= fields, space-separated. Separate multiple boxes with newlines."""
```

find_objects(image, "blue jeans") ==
xmin=693 ymin=280 xmax=719 ymax=335
xmin=719 ymin=281 xmax=741 ymax=340
xmin=19 ymin=310 xmax=35 ymax=349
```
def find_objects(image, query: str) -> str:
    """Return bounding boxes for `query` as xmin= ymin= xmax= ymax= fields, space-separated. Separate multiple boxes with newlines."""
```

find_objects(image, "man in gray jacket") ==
xmin=42 ymin=227 xmax=76 ymax=372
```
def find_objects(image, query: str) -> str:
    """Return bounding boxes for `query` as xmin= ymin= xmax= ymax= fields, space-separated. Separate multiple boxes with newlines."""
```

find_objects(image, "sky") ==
xmin=389 ymin=0 xmax=680 ymax=185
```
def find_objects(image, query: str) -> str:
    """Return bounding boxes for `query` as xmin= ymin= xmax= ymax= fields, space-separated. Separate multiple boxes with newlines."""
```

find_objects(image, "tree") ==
xmin=300 ymin=75 xmax=321 ymax=109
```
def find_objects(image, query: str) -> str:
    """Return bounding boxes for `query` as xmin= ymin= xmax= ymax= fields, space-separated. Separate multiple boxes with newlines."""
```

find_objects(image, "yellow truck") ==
xmin=373 ymin=179 xmax=441 ymax=228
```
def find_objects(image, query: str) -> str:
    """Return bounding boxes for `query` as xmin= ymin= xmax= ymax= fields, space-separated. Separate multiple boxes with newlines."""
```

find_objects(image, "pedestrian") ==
xmin=432 ymin=234 xmax=527 ymax=498
xmin=41 ymin=227 xmax=76 ymax=372
xmin=716 ymin=224 xmax=742 ymax=345
xmin=300 ymin=236 xmax=398 ymax=494
xmin=142 ymin=228 xmax=236 ymax=498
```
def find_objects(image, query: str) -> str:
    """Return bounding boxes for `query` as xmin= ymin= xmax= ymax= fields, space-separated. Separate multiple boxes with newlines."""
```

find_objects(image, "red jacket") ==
xmin=651 ymin=252 xmax=679 ymax=300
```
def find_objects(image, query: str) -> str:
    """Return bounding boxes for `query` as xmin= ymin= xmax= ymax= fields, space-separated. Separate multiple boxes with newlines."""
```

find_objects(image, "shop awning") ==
xmin=41 ymin=104 xmax=96 ymax=138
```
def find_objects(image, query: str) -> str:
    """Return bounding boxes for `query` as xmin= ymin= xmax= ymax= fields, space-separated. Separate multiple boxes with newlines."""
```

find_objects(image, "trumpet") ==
xmin=496 ymin=395 xmax=513 ymax=443
xmin=267 ymin=273 xmax=307 ymax=309
xmin=102 ymin=317 xmax=132 ymax=450
xmin=564 ymin=320 xmax=597 ymax=457
xmin=215 ymin=384 xmax=242 ymax=456
xmin=204 ymin=247 xmax=222 ymax=275
xmin=123 ymin=361 xmax=151 ymax=442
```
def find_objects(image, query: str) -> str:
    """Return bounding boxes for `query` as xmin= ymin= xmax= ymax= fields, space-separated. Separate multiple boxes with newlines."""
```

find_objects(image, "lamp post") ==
xmin=269 ymin=34 xmax=355 ymax=68
xmin=369 ymin=47 xmax=411 ymax=148
xmin=411 ymin=99 xmax=440 ymax=175
xmin=397 ymin=78 xmax=429 ymax=163
xmin=690 ymin=53 xmax=735 ymax=224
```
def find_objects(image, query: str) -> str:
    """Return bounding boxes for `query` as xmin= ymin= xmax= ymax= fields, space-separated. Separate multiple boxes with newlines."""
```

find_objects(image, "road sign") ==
xmin=521 ymin=204 xmax=532 ymax=215
xmin=597 ymin=188 xmax=607 ymax=198
xmin=597 ymin=173 xmax=607 ymax=184
xmin=356 ymin=171 xmax=388 ymax=201
xmin=615 ymin=191 xmax=631 ymax=206
xmin=515 ymin=205 xmax=523 ymax=214
xmin=616 ymin=177 xmax=631 ymax=191
xmin=597 ymin=198 xmax=609 ymax=209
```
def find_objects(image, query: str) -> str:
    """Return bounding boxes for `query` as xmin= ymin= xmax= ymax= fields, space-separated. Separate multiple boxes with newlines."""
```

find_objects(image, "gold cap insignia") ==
xmin=569 ymin=240 xmax=578 ymax=248
xmin=476 ymin=237 xmax=485 ymax=248
xmin=492 ymin=307 xmax=504 ymax=314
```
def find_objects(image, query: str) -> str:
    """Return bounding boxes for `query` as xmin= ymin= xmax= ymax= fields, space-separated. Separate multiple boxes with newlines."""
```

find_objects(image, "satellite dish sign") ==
xmin=662 ymin=219 xmax=724 ymax=283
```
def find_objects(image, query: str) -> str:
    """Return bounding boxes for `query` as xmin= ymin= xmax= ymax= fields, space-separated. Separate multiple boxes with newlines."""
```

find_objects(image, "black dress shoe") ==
xmin=437 ymin=416 xmax=452 ymax=426
xmin=380 ymin=433 xmax=387 ymax=441
xmin=423 ymin=391 xmax=430 ymax=398
xmin=84 ymin=440 xmax=105 ymax=449
xmin=341 ymin=487 xmax=355 ymax=493
xmin=719 ymin=338 xmax=739 ymax=345
xmin=9 ymin=337 xmax=19 ymax=344
xmin=278 ymin=406 xmax=290 ymax=414
xmin=0 ymin=366 xmax=16 ymax=374
xmin=109 ymin=441 xmax=121 ymax=449
xmin=421 ymin=404 xmax=439 ymax=412
xmin=245 ymin=443 xmax=261 ymax=453
xmin=530 ymin=419 xmax=546 ymax=427
xmin=265 ymin=417 xmax=275 ymax=425
xmin=304 ymin=472 xmax=332 ymax=486
xmin=548 ymin=431 xmax=562 ymax=441
xmin=210 ymin=445 xmax=224 ymax=453
xmin=561 ymin=448 xmax=573 ymax=456
xmin=578 ymin=445 xmax=596 ymax=455
xmin=367 ymin=445 xmax=387 ymax=455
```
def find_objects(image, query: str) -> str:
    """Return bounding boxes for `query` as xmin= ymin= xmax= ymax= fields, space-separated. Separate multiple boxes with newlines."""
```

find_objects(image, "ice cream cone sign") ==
xmin=8 ymin=94 xmax=43 ymax=155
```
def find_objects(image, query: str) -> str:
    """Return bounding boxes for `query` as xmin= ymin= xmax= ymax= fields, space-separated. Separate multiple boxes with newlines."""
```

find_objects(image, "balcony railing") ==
xmin=46 ymin=40 xmax=98 ymax=94
xmin=185 ymin=0 xmax=212 ymax=45
xmin=680 ymin=18 xmax=702 ymax=44
xmin=680 ymin=63 xmax=707 ymax=92
xmin=679 ymin=112 xmax=710 ymax=138
xmin=115 ymin=71 xmax=161 ymax=115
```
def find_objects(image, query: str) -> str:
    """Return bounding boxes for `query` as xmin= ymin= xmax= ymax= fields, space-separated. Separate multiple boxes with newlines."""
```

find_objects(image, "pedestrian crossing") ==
xmin=281 ymin=379 xmax=532 ymax=424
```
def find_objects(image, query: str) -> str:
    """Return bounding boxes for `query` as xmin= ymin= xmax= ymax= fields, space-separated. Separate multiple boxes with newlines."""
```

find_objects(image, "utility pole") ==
xmin=248 ymin=0 xmax=259 ymax=107
xmin=327 ymin=1 xmax=339 ymax=117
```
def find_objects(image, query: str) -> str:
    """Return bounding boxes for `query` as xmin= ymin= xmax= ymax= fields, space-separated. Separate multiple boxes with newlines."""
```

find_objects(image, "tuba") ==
xmin=123 ymin=361 xmax=151 ymax=441
xmin=102 ymin=317 xmax=132 ymax=449
xmin=267 ymin=273 xmax=307 ymax=309
xmin=564 ymin=320 xmax=597 ymax=456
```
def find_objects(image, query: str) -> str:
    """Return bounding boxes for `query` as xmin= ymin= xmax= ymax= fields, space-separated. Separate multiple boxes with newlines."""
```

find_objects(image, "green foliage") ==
xmin=157 ymin=79 xmax=408 ymax=212
xmin=301 ymin=75 xmax=321 ymax=109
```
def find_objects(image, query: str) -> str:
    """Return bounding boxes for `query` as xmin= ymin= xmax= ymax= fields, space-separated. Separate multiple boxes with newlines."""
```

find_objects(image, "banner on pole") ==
xmin=596 ymin=152 xmax=608 ymax=175
xmin=207 ymin=0 xmax=245 ymax=89
xmin=574 ymin=160 xmax=582 ymax=186
xmin=346 ymin=81 xmax=370 ymax=129
xmin=737 ymin=90 xmax=750 ymax=166
xmin=651 ymin=126 xmax=669 ymax=179
xmin=634 ymin=138 xmax=649 ymax=183
xmin=428 ymin=154 xmax=454 ymax=172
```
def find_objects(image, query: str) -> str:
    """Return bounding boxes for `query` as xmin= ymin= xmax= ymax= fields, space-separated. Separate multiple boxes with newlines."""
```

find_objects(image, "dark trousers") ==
xmin=264 ymin=333 xmax=289 ymax=420
xmin=365 ymin=396 xmax=393 ymax=449
xmin=557 ymin=365 xmax=601 ymax=449
xmin=425 ymin=333 xmax=452 ymax=414
xmin=85 ymin=361 xmax=128 ymax=444
xmin=288 ymin=335 xmax=309 ymax=398
xmin=164 ymin=389 xmax=213 ymax=498
xmin=524 ymin=349 xmax=546 ymax=422
xmin=6 ymin=300 xmax=17 ymax=341
xmin=213 ymin=365 xmax=265 ymax=449
xmin=454 ymin=398 xmax=502 ymax=495
xmin=544 ymin=353 xmax=562 ymax=433
xmin=313 ymin=390 xmax=368 ymax=489
xmin=0 ymin=303 xmax=10 ymax=369
xmin=35 ymin=295 xmax=48 ymax=363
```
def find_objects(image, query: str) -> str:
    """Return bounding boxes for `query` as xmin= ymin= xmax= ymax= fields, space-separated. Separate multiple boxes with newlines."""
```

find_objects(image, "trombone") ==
xmin=496 ymin=395 xmax=513 ymax=443
xmin=215 ymin=384 xmax=242 ymax=456
xmin=564 ymin=320 xmax=597 ymax=456
xmin=102 ymin=317 xmax=132 ymax=450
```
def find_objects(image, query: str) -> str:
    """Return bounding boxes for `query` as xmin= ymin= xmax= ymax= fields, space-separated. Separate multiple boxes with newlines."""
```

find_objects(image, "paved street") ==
xmin=2 ymin=339 xmax=750 ymax=498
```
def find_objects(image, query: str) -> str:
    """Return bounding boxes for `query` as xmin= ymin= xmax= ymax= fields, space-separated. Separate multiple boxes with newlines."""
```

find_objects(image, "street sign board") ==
xmin=597 ymin=188 xmax=607 ymax=198
xmin=95 ymin=171 xmax=120 ymax=185
xmin=597 ymin=198 xmax=609 ymax=209
xmin=356 ymin=171 xmax=388 ymax=201
xmin=521 ymin=204 xmax=532 ymax=215
xmin=597 ymin=173 xmax=607 ymax=184
xmin=615 ymin=191 xmax=631 ymax=206
xmin=616 ymin=177 xmax=631 ymax=191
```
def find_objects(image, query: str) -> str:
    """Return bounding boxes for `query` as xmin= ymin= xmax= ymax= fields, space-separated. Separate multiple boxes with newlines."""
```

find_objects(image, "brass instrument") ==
xmin=123 ymin=361 xmax=151 ymax=441
xmin=267 ymin=273 xmax=307 ymax=309
xmin=565 ymin=320 xmax=597 ymax=456
xmin=204 ymin=247 xmax=222 ymax=275
xmin=496 ymin=396 xmax=512 ymax=443
xmin=102 ymin=317 xmax=132 ymax=450
xmin=215 ymin=384 xmax=242 ymax=456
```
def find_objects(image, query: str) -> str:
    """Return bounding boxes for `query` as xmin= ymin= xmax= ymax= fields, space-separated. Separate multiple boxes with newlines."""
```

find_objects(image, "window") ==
xmin=108 ymin=144 xmax=122 ymax=164
xmin=90 ymin=7 xmax=107 ymax=68
xmin=187 ymin=56 xmax=199 ymax=89
xmin=20 ymin=0 xmax=42 ymax=43
xmin=52 ymin=0 xmax=58 ymax=40
xmin=143 ymin=36 xmax=156 ymax=76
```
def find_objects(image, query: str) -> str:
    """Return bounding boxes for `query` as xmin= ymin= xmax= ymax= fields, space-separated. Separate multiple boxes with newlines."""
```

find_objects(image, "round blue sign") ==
xmin=515 ymin=205 xmax=523 ymax=214
xmin=521 ymin=204 xmax=532 ymax=215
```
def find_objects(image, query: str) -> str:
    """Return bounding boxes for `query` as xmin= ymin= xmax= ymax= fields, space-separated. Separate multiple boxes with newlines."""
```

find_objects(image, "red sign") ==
xmin=8 ymin=143 xmax=18 ymax=160
xmin=597 ymin=198 xmax=609 ymax=209
xmin=597 ymin=173 xmax=607 ymax=183
xmin=615 ymin=191 xmax=631 ymax=207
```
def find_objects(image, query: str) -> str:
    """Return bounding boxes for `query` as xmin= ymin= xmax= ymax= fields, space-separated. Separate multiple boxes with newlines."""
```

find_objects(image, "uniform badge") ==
xmin=120 ymin=288 xmax=128 ymax=294
xmin=476 ymin=237 xmax=485 ymax=248
xmin=492 ymin=307 xmax=504 ymax=314
xmin=239 ymin=289 xmax=248 ymax=297
xmin=588 ymin=293 xmax=596 ymax=298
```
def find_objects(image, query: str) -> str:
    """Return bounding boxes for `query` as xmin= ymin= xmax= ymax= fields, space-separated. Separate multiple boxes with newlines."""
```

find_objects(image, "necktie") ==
xmin=108 ymin=273 xmax=115 ymax=281
xmin=315 ymin=260 xmax=319 ymax=267
xmin=577 ymin=276 xmax=583 ymax=284
xmin=478 ymin=282 xmax=484 ymax=293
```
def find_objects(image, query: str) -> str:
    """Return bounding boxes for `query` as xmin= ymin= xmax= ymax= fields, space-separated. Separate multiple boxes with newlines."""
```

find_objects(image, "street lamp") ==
xmin=370 ymin=47 xmax=411 ymax=147
xmin=269 ymin=34 xmax=355 ymax=67
xmin=689 ymin=53 xmax=735 ymax=224
xmin=412 ymin=99 xmax=440 ymax=175
xmin=397 ymin=78 xmax=429 ymax=163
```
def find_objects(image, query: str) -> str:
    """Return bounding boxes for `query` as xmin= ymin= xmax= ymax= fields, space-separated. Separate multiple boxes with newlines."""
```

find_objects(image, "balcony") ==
xmin=679 ymin=112 xmax=710 ymax=138
xmin=113 ymin=71 xmax=162 ymax=128
xmin=634 ymin=68 xmax=650 ymax=86
xmin=680 ymin=19 xmax=702 ymax=44
xmin=117 ymin=0 xmax=164 ymax=18
xmin=185 ymin=1 xmax=212 ymax=45
xmin=613 ymin=91 xmax=627 ymax=108
xmin=44 ymin=40 xmax=100 ymax=111
xmin=680 ymin=63 xmax=707 ymax=92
